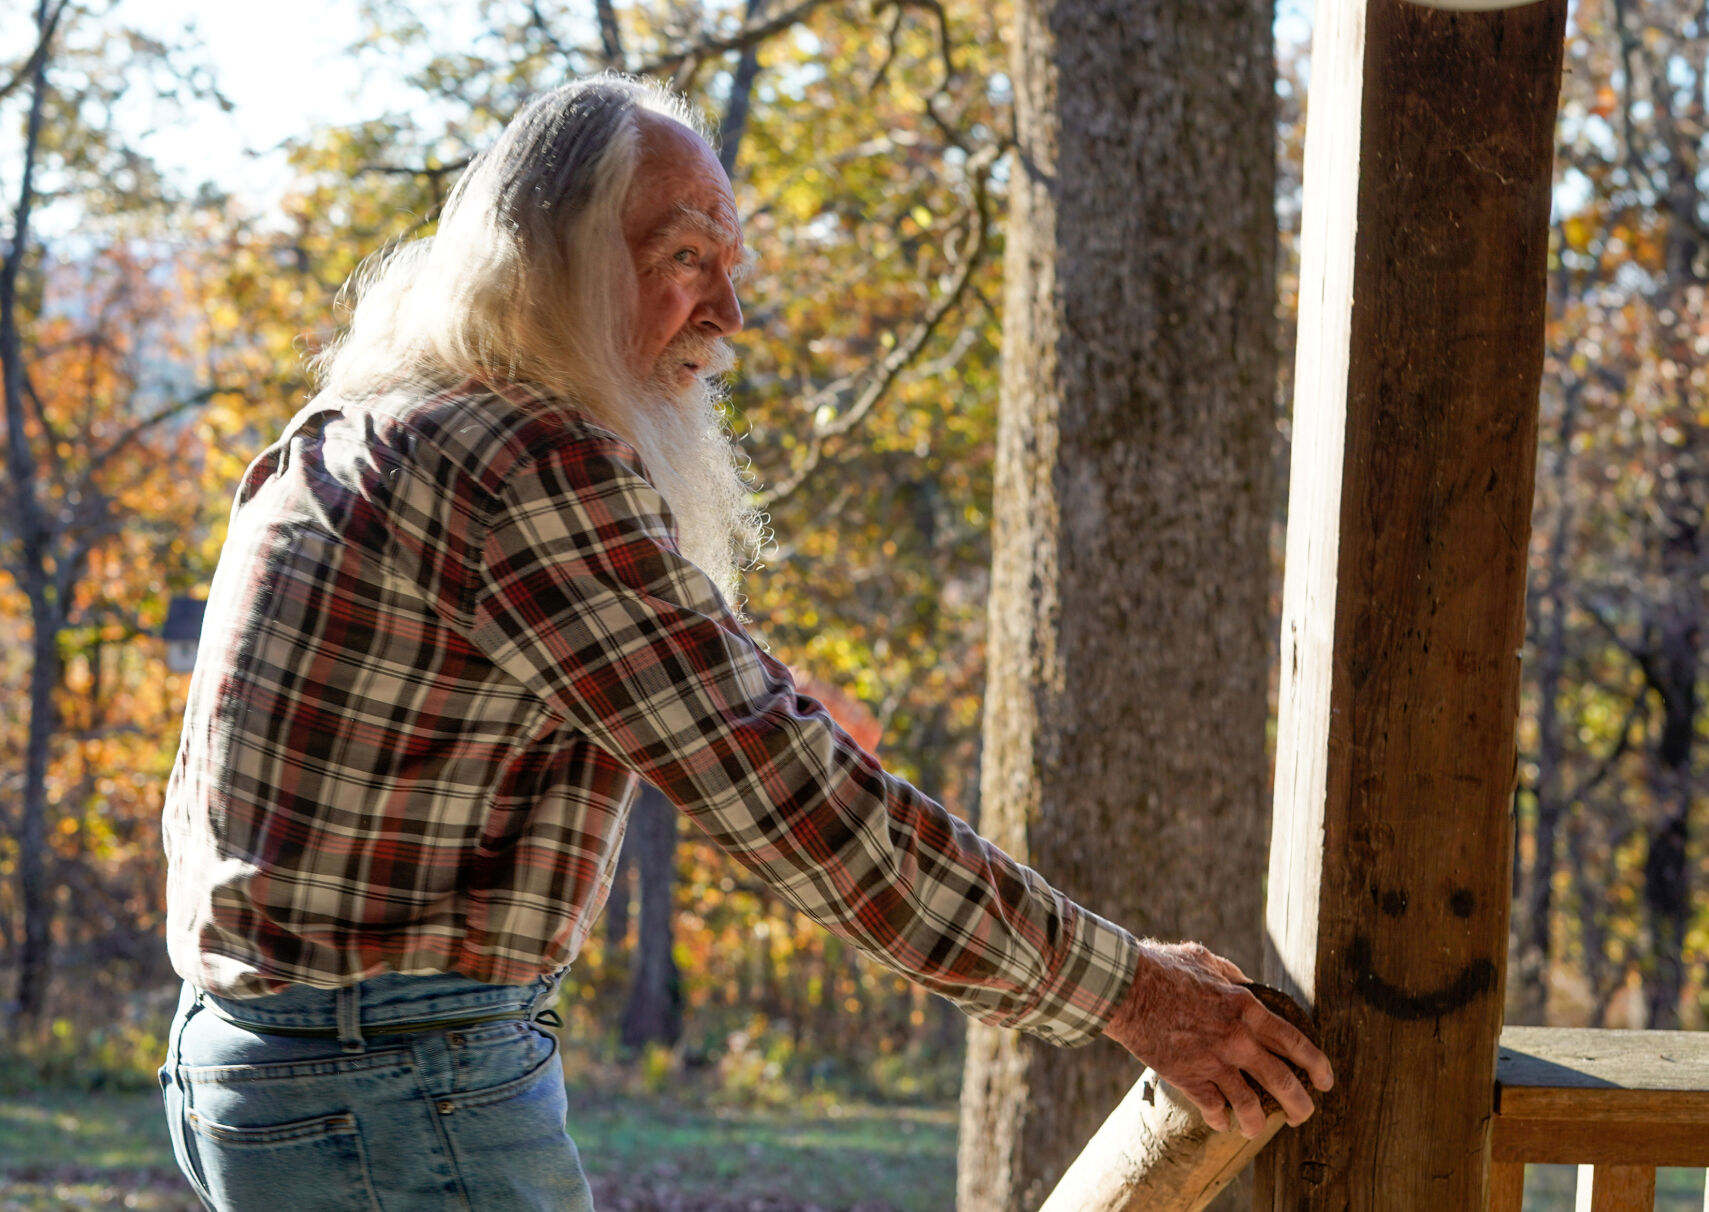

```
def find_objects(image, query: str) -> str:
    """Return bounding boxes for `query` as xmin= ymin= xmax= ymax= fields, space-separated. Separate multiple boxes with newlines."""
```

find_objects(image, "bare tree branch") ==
xmin=867 ymin=3 xmax=906 ymax=93
xmin=525 ymin=0 xmax=575 ymax=62
xmin=0 ymin=0 xmax=66 ymax=107
xmin=1564 ymin=693 xmax=1647 ymax=806
xmin=595 ymin=0 xmax=626 ymax=67
xmin=757 ymin=141 xmax=1000 ymax=509
xmin=20 ymin=366 xmax=64 ymax=482
xmin=632 ymin=0 xmax=840 ymax=78
xmin=83 ymin=387 xmax=218 ymax=483
xmin=717 ymin=0 xmax=768 ymax=177
xmin=357 ymin=157 xmax=473 ymax=182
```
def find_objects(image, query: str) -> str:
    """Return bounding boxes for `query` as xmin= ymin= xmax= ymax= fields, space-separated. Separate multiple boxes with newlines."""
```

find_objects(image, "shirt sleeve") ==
xmin=467 ymin=423 xmax=1139 ymax=1045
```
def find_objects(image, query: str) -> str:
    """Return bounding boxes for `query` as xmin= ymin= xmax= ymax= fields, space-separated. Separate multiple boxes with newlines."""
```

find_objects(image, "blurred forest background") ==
xmin=0 ymin=0 xmax=1705 ymax=1204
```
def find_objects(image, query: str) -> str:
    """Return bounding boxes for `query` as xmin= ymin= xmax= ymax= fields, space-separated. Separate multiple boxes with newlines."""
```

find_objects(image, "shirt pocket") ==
xmin=186 ymin=1108 xmax=382 ymax=1212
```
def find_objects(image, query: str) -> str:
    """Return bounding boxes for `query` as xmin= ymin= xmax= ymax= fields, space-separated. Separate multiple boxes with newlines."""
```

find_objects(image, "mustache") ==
xmin=661 ymin=331 xmax=736 ymax=378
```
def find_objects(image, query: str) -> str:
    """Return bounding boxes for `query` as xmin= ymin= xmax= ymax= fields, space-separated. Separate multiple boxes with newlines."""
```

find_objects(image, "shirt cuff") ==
xmin=994 ymin=905 xmax=1142 ymax=1047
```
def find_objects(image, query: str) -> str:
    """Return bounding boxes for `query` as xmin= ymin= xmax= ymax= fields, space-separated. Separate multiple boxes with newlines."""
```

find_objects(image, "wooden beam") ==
xmin=1576 ymin=1165 xmax=1656 ymax=1212
xmin=1034 ymin=1071 xmax=1282 ymax=1212
xmin=1493 ymin=1026 xmax=1709 ymax=1165
xmin=1489 ymin=1163 xmax=1526 ymax=1212
xmin=1255 ymin=0 xmax=1566 ymax=1207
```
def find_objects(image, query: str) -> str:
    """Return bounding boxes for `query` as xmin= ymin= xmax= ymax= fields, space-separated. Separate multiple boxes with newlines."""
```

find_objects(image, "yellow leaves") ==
xmin=779 ymin=179 xmax=825 ymax=223
xmin=1562 ymin=214 xmax=1596 ymax=253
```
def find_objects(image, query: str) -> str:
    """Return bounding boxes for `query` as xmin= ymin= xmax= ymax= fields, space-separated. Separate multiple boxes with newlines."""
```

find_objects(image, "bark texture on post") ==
xmin=1257 ymin=1 xmax=1566 ymax=1207
xmin=956 ymin=1 xmax=1277 ymax=1209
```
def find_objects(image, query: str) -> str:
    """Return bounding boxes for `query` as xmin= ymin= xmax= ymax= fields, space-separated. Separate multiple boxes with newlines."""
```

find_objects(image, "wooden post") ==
xmin=1576 ymin=1166 xmax=1656 ymax=1212
xmin=1257 ymin=0 xmax=1565 ymax=1208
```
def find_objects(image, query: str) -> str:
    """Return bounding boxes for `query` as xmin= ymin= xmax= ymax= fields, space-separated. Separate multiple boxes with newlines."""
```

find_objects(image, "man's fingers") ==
xmin=1242 ymin=1051 xmax=1315 ymax=1126
xmin=1249 ymin=1004 xmax=1335 ymax=1092
xmin=1216 ymin=1073 xmax=1268 ymax=1140
xmin=1204 ymin=952 xmax=1248 ymax=984
xmin=1180 ymin=1081 xmax=1231 ymax=1132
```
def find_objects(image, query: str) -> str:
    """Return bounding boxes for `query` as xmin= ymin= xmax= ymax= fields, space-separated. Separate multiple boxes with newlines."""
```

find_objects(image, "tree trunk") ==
xmin=1514 ymin=376 xmax=1581 ymax=1025
xmin=956 ymin=1 xmax=1276 ymax=1208
xmin=1640 ymin=603 xmax=1699 ymax=1030
xmin=716 ymin=0 xmax=766 ymax=179
xmin=2 ymin=0 xmax=55 ymax=1026
xmin=606 ymin=828 xmax=634 ymax=952
xmin=620 ymin=784 xmax=683 ymax=1049
xmin=14 ymin=590 xmax=57 ymax=1020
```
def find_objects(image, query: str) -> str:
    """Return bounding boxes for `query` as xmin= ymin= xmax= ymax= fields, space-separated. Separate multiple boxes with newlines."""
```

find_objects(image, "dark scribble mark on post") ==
xmin=1347 ymin=934 xmax=1496 ymax=1020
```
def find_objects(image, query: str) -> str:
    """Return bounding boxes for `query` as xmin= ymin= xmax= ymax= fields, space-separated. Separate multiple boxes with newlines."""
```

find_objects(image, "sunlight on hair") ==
xmin=311 ymin=73 xmax=762 ymax=603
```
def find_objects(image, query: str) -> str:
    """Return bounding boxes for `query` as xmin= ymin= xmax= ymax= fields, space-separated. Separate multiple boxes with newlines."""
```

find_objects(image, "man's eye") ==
xmin=673 ymin=248 xmax=698 ymax=266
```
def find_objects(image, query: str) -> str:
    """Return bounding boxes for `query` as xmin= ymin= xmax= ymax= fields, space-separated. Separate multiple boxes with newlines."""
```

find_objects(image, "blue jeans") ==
xmin=158 ymin=970 xmax=595 ymax=1211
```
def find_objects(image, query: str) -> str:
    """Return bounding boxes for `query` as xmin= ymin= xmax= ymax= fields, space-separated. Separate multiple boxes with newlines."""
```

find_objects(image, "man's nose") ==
xmin=697 ymin=275 xmax=743 ymax=337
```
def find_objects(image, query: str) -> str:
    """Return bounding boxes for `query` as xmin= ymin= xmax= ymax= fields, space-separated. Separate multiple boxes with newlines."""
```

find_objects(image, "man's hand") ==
xmin=1102 ymin=940 xmax=1334 ymax=1139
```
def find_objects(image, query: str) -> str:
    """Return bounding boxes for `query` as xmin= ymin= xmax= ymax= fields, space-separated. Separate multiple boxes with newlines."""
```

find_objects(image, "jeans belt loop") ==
xmin=527 ymin=967 xmax=566 ymax=1025
xmin=336 ymin=983 xmax=365 ymax=1053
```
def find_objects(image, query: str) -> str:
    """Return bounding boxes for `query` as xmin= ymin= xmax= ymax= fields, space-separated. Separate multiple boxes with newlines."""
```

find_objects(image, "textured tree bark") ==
xmin=1514 ymin=379 xmax=1581 ymax=1025
xmin=1638 ymin=602 xmax=1698 ymax=1030
xmin=955 ymin=1 xmax=1277 ymax=1208
xmin=620 ymin=784 xmax=684 ymax=1049
xmin=4 ymin=0 xmax=58 ymax=1026
xmin=1256 ymin=1 xmax=1565 ymax=1207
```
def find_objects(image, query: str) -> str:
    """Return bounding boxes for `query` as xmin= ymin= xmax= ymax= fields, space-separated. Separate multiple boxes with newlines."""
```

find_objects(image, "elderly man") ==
xmin=159 ymin=76 xmax=1331 ymax=1211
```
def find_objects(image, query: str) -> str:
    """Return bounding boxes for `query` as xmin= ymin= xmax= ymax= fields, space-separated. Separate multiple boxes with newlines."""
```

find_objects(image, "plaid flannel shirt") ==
xmin=163 ymin=379 xmax=1139 ymax=1044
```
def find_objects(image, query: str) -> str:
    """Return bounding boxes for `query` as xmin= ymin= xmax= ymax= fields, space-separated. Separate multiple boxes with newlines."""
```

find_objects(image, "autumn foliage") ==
xmin=1 ymin=0 xmax=1706 ymax=1093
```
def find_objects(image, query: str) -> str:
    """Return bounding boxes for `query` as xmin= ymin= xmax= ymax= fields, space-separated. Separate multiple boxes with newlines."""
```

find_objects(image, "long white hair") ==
xmin=314 ymin=75 xmax=762 ymax=602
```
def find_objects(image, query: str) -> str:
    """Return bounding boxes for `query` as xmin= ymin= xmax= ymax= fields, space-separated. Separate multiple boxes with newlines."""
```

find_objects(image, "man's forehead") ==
xmin=625 ymin=114 xmax=742 ymax=244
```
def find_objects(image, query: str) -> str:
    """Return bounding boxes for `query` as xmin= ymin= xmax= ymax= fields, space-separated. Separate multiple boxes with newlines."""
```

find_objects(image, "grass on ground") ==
xmin=6 ymin=1085 xmax=1708 ymax=1211
xmin=0 ymin=1083 xmax=956 ymax=1212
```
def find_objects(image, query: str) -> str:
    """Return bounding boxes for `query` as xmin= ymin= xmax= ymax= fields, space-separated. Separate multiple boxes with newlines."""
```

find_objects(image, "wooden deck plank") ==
xmin=1499 ymin=1027 xmax=1709 ymax=1093
xmin=1495 ymin=1026 xmax=1709 ymax=1167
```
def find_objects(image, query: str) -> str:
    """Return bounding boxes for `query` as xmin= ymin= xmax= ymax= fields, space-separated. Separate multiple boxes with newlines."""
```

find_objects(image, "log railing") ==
xmin=1036 ymin=1022 xmax=1709 ymax=1211
xmin=1491 ymin=1026 xmax=1709 ymax=1212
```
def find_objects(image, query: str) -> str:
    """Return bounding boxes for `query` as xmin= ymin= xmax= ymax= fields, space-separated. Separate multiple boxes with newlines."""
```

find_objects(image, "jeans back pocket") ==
xmin=188 ymin=1109 xmax=382 ymax=1212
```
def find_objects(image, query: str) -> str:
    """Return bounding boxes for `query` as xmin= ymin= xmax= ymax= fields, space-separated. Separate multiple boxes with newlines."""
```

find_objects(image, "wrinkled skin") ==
xmin=621 ymin=113 xmax=745 ymax=387
xmin=1102 ymin=941 xmax=1335 ymax=1138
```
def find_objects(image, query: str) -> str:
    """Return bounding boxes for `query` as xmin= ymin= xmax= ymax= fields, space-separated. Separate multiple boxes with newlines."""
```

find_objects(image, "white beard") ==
xmin=607 ymin=333 xmax=762 ymax=609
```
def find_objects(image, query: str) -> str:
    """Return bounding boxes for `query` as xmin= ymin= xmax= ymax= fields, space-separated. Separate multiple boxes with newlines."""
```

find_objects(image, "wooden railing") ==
xmin=1491 ymin=1026 xmax=1709 ymax=1211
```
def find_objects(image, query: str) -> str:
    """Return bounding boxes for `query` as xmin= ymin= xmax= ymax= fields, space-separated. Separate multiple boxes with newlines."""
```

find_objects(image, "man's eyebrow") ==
xmin=644 ymin=202 xmax=754 ymax=281
xmin=649 ymin=203 xmax=740 ymax=247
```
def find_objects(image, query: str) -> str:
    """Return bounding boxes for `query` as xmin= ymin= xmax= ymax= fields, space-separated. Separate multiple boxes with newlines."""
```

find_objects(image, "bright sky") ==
xmin=125 ymin=0 xmax=409 ymax=213
xmin=117 ymin=0 xmax=1322 ymax=219
xmin=0 ymin=0 xmax=1341 ymax=248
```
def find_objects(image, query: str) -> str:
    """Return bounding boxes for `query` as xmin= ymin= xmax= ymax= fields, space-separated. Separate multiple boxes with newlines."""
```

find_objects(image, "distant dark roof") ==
xmin=163 ymin=597 xmax=207 ymax=642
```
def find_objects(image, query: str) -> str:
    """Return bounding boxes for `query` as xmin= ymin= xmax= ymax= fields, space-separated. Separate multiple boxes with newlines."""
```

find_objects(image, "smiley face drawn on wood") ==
xmin=1348 ymin=884 xmax=1497 ymax=1020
